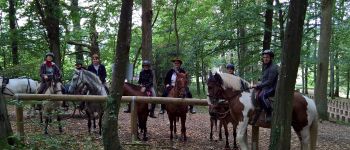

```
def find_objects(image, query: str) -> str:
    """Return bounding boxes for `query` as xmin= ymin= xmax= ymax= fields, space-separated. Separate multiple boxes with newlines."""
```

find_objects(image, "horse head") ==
xmin=175 ymin=72 xmax=188 ymax=97
xmin=207 ymin=72 xmax=225 ymax=104
xmin=68 ymin=69 xmax=85 ymax=94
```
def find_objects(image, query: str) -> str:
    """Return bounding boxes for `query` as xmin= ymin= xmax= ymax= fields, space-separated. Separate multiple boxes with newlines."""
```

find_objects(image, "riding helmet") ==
xmin=45 ymin=52 xmax=54 ymax=58
xmin=262 ymin=49 xmax=274 ymax=58
xmin=142 ymin=60 xmax=151 ymax=66
xmin=226 ymin=63 xmax=235 ymax=70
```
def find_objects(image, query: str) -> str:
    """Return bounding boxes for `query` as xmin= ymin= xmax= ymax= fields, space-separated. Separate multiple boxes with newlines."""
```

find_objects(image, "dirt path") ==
xmin=7 ymin=105 xmax=350 ymax=150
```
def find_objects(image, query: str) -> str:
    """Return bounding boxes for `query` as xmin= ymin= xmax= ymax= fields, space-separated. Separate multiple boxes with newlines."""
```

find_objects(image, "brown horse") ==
xmin=123 ymin=82 xmax=150 ymax=141
xmin=165 ymin=72 xmax=189 ymax=141
xmin=207 ymin=72 xmax=318 ymax=150
xmin=209 ymin=99 xmax=238 ymax=149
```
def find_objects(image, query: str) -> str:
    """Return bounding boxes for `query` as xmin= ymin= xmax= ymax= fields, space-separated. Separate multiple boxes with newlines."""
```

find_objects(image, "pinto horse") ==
xmin=207 ymin=72 xmax=318 ymax=150
xmin=165 ymin=72 xmax=189 ymax=141
xmin=123 ymin=82 xmax=150 ymax=141
xmin=69 ymin=69 xmax=106 ymax=135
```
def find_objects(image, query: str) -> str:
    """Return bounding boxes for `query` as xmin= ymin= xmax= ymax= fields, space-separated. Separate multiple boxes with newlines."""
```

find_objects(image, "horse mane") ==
xmin=82 ymin=70 xmax=103 ymax=85
xmin=218 ymin=73 xmax=250 ymax=92
xmin=124 ymin=82 xmax=141 ymax=90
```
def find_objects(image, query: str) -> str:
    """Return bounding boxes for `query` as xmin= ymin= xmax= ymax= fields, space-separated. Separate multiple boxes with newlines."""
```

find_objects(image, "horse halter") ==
xmin=175 ymin=75 xmax=187 ymax=98
xmin=71 ymin=71 xmax=85 ymax=93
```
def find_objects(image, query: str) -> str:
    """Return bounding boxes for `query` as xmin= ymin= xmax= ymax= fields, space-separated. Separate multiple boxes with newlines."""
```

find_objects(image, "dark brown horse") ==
xmin=123 ymin=82 xmax=150 ymax=141
xmin=165 ymin=72 xmax=189 ymax=141
xmin=207 ymin=72 xmax=318 ymax=150
xmin=209 ymin=99 xmax=238 ymax=149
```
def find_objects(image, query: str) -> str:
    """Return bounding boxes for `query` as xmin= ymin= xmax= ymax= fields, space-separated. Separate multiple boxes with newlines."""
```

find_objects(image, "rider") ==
xmin=252 ymin=49 xmax=279 ymax=123
xmin=37 ymin=52 xmax=62 ymax=94
xmin=226 ymin=63 xmax=235 ymax=75
xmin=124 ymin=60 xmax=157 ymax=118
xmin=87 ymin=54 xmax=108 ymax=92
xmin=75 ymin=60 xmax=86 ymax=70
xmin=159 ymin=57 xmax=196 ymax=114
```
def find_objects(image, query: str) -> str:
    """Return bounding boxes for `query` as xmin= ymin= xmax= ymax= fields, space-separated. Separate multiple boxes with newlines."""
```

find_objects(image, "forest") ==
xmin=1 ymin=0 xmax=350 ymax=149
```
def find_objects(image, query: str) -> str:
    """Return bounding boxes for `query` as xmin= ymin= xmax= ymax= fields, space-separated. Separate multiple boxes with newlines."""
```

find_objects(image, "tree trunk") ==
xmin=313 ymin=1 xmax=318 ymax=86
xmin=301 ymin=64 xmax=305 ymax=93
xmin=141 ymin=0 xmax=152 ymax=61
xmin=201 ymin=57 xmax=206 ymax=94
xmin=34 ymin=0 xmax=61 ymax=68
xmin=347 ymin=69 xmax=349 ymax=99
xmin=195 ymin=46 xmax=200 ymax=96
xmin=102 ymin=0 xmax=133 ymax=149
xmin=262 ymin=0 xmax=273 ymax=50
xmin=269 ymin=0 xmax=308 ymax=149
xmin=334 ymin=51 xmax=339 ymax=97
xmin=305 ymin=62 xmax=308 ymax=94
xmin=315 ymin=0 xmax=333 ymax=121
xmin=329 ymin=51 xmax=334 ymax=99
xmin=276 ymin=0 xmax=285 ymax=48
xmin=9 ymin=0 xmax=18 ymax=65
xmin=89 ymin=11 xmax=100 ymax=56
xmin=0 ymin=91 xmax=13 ymax=147
xmin=238 ymin=27 xmax=246 ymax=78
xmin=71 ymin=0 xmax=84 ymax=62
xmin=173 ymin=0 xmax=180 ymax=56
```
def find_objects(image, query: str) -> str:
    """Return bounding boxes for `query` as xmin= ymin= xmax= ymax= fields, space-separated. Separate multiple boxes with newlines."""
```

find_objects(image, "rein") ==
xmin=217 ymin=109 xmax=230 ymax=119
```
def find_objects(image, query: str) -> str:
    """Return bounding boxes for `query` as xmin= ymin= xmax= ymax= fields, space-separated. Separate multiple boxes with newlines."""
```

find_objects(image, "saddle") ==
xmin=251 ymin=89 xmax=274 ymax=125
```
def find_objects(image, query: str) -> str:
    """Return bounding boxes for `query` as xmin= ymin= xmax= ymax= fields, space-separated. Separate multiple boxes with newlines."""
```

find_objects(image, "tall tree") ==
xmin=173 ymin=0 xmax=180 ymax=56
xmin=34 ymin=0 xmax=61 ymax=68
xmin=9 ymin=0 xmax=18 ymax=65
xmin=70 ymin=0 xmax=83 ymax=62
xmin=102 ymin=0 xmax=133 ymax=149
xmin=262 ymin=0 xmax=273 ymax=50
xmin=269 ymin=0 xmax=308 ymax=149
xmin=315 ymin=0 xmax=334 ymax=120
xmin=0 ymin=91 xmax=13 ymax=147
xmin=141 ymin=0 xmax=152 ymax=61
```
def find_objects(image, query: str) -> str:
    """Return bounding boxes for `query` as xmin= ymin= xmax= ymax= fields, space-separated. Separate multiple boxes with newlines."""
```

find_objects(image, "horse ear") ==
xmin=209 ymin=71 xmax=213 ymax=77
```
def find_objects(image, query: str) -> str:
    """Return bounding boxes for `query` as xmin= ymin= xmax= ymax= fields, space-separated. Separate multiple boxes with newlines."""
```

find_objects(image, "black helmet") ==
xmin=142 ymin=60 xmax=151 ymax=66
xmin=45 ymin=52 xmax=54 ymax=58
xmin=226 ymin=63 xmax=235 ymax=70
xmin=262 ymin=49 xmax=274 ymax=58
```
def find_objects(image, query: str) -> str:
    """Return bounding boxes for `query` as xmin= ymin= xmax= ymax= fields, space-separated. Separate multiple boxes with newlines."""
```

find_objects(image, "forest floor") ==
xmin=6 ymin=104 xmax=350 ymax=150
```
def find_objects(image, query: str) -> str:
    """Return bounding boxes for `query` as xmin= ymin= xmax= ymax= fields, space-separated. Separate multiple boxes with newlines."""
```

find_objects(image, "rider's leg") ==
xmin=160 ymin=87 xmax=170 ymax=114
xmin=186 ymin=87 xmax=196 ymax=114
xmin=149 ymin=87 xmax=157 ymax=118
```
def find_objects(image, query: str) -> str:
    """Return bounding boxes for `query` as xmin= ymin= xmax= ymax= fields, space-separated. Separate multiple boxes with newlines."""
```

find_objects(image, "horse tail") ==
xmin=309 ymin=115 xmax=318 ymax=150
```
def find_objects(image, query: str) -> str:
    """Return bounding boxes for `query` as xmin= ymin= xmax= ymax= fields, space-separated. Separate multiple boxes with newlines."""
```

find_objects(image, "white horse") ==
xmin=0 ymin=77 xmax=39 ymax=117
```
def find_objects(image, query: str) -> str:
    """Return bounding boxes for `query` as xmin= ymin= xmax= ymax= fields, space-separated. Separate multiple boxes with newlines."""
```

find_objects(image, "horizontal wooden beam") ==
xmin=13 ymin=94 xmax=209 ymax=106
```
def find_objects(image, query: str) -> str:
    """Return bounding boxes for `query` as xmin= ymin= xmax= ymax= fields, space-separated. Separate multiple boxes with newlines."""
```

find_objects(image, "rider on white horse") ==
xmin=252 ymin=49 xmax=279 ymax=123
xmin=37 ymin=52 xmax=63 ymax=94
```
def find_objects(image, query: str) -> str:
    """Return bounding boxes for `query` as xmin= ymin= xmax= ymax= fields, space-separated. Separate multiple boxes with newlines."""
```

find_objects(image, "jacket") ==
xmin=138 ymin=69 xmax=153 ymax=89
xmin=87 ymin=64 xmax=107 ymax=83
xmin=257 ymin=62 xmax=279 ymax=91
xmin=164 ymin=68 xmax=186 ymax=86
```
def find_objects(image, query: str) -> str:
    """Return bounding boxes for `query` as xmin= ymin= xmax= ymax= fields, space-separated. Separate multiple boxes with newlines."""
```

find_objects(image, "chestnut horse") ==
xmin=209 ymin=99 xmax=238 ymax=149
xmin=165 ymin=72 xmax=189 ymax=141
xmin=123 ymin=82 xmax=150 ymax=141
xmin=207 ymin=72 xmax=318 ymax=150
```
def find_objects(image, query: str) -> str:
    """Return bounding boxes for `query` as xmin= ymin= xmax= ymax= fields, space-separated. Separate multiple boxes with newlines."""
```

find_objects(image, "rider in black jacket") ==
xmin=252 ymin=50 xmax=279 ymax=123
xmin=159 ymin=57 xmax=196 ymax=114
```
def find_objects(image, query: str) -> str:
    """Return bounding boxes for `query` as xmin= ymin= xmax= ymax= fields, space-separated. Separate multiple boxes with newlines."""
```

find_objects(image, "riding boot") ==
xmin=149 ymin=103 xmax=157 ymax=118
xmin=189 ymin=105 xmax=196 ymax=114
xmin=251 ymin=109 xmax=262 ymax=125
xmin=159 ymin=104 xmax=165 ymax=114
xmin=265 ymin=108 xmax=272 ymax=123
xmin=124 ymin=103 xmax=131 ymax=113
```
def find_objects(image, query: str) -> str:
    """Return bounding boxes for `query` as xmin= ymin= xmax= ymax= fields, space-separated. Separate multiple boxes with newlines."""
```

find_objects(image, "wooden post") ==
xmin=252 ymin=126 xmax=259 ymax=150
xmin=16 ymin=104 xmax=24 ymax=141
xmin=130 ymin=96 xmax=138 ymax=142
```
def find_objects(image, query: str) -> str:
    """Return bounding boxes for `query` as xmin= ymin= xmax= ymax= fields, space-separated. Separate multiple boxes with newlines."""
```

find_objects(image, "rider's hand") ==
xmin=251 ymin=85 xmax=257 ymax=89
xmin=140 ymin=87 xmax=146 ymax=93
xmin=44 ymin=75 xmax=48 ymax=80
xmin=166 ymin=84 xmax=170 ymax=88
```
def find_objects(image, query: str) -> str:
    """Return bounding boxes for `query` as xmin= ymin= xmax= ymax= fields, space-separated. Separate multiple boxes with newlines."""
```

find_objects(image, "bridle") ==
xmin=71 ymin=71 xmax=85 ymax=93
xmin=174 ymin=75 xmax=188 ymax=98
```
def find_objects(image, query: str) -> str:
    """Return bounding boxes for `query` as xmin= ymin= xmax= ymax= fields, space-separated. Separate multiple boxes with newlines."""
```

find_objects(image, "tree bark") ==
xmin=141 ymin=0 xmax=152 ymax=61
xmin=238 ymin=27 xmax=247 ymax=78
xmin=71 ymin=0 xmax=84 ymax=62
xmin=173 ymin=0 xmax=180 ymax=56
xmin=313 ymin=1 xmax=318 ymax=86
xmin=329 ymin=50 xmax=334 ymax=98
xmin=347 ymin=69 xmax=349 ymax=99
xmin=9 ymin=0 xmax=18 ymax=65
xmin=334 ymin=51 xmax=339 ymax=97
xmin=315 ymin=0 xmax=333 ymax=121
xmin=0 ymin=91 xmax=13 ymax=147
xmin=262 ymin=0 xmax=273 ymax=50
xmin=269 ymin=0 xmax=308 ymax=149
xmin=89 ymin=11 xmax=100 ymax=56
xmin=34 ymin=0 xmax=61 ymax=68
xmin=102 ymin=0 xmax=133 ymax=149
xmin=276 ymin=0 xmax=285 ymax=48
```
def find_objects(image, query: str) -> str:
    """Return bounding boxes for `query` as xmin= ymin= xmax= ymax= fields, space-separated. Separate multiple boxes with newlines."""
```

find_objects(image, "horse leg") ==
xmin=224 ymin=122 xmax=230 ymax=150
xmin=57 ymin=113 xmax=63 ymax=133
xmin=142 ymin=116 xmax=148 ymax=141
xmin=233 ymin=123 xmax=238 ymax=149
xmin=39 ymin=110 xmax=43 ymax=124
xmin=44 ymin=115 xmax=49 ymax=134
xmin=86 ymin=111 xmax=92 ymax=133
xmin=298 ymin=127 xmax=311 ymax=150
xmin=236 ymin=118 xmax=249 ymax=150
xmin=169 ymin=117 xmax=174 ymax=140
xmin=181 ymin=115 xmax=187 ymax=141
xmin=210 ymin=118 xmax=214 ymax=140
xmin=99 ymin=111 xmax=103 ymax=135
xmin=174 ymin=117 xmax=177 ymax=139
xmin=219 ymin=120 xmax=223 ymax=140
